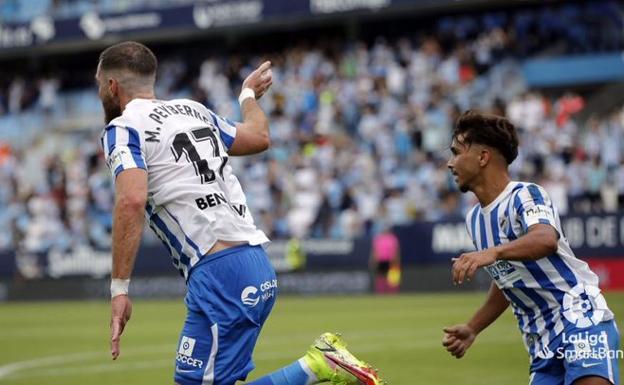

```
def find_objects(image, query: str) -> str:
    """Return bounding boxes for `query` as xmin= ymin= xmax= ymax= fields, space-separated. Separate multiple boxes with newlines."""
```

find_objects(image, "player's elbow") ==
xmin=116 ymin=193 xmax=146 ymax=213
xmin=540 ymin=231 xmax=559 ymax=255
xmin=256 ymin=119 xmax=270 ymax=151
xmin=544 ymin=236 xmax=558 ymax=255
xmin=258 ymin=131 xmax=271 ymax=151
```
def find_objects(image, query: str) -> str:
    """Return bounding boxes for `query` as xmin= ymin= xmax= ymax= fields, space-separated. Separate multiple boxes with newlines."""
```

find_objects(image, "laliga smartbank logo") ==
xmin=562 ymin=284 xmax=607 ymax=328
xmin=557 ymin=331 xmax=623 ymax=362
xmin=241 ymin=280 xmax=277 ymax=307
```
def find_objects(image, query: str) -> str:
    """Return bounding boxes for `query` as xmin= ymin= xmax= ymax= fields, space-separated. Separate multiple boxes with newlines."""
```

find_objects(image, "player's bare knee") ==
xmin=572 ymin=376 xmax=614 ymax=385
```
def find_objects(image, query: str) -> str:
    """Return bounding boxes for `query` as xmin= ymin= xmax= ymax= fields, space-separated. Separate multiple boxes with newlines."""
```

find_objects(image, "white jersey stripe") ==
xmin=201 ymin=324 xmax=219 ymax=385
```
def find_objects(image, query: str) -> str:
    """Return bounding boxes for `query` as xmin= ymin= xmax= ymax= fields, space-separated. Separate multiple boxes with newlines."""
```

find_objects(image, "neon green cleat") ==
xmin=302 ymin=332 xmax=384 ymax=385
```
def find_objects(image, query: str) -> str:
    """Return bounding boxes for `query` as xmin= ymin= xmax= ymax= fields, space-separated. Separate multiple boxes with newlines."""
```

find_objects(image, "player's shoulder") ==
xmin=465 ymin=203 xmax=480 ymax=223
xmin=513 ymin=181 xmax=549 ymax=198
xmin=170 ymin=98 xmax=211 ymax=114
xmin=107 ymin=99 xmax=151 ymax=129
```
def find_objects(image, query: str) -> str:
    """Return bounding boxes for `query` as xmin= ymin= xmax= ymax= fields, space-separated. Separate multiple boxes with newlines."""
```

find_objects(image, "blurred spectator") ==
xmin=0 ymin=0 xmax=623 ymax=253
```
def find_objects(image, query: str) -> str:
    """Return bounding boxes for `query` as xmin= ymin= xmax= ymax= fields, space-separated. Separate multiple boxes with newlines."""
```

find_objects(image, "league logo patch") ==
xmin=562 ymin=284 xmax=607 ymax=328
xmin=178 ymin=336 xmax=196 ymax=356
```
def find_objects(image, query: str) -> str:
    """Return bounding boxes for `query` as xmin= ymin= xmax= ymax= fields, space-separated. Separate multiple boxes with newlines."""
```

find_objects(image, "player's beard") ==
xmin=102 ymin=94 xmax=122 ymax=124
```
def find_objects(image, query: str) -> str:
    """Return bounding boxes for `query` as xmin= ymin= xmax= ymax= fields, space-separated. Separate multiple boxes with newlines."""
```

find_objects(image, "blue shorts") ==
xmin=530 ymin=320 xmax=620 ymax=385
xmin=174 ymin=244 xmax=277 ymax=385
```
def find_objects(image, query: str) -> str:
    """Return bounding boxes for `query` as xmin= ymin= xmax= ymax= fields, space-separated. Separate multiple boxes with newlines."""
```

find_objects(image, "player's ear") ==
xmin=478 ymin=148 xmax=490 ymax=167
xmin=108 ymin=77 xmax=119 ymax=96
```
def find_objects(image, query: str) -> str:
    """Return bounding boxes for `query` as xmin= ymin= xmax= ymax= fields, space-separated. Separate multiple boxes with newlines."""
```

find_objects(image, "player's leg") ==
xmin=528 ymin=340 xmax=565 ymax=385
xmin=563 ymin=320 xmax=620 ymax=385
xmin=530 ymin=372 xmax=565 ymax=385
xmin=529 ymin=355 xmax=565 ymax=385
xmin=172 ymin=244 xmax=277 ymax=385
xmin=572 ymin=377 xmax=613 ymax=385
xmin=246 ymin=332 xmax=382 ymax=385
xmin=172 ymin=305 xmax=219 ymax=385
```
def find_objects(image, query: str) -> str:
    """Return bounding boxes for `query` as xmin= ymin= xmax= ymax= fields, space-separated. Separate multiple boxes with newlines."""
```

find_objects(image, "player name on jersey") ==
xmin=195 ymin=192 xmax=247 ymax=217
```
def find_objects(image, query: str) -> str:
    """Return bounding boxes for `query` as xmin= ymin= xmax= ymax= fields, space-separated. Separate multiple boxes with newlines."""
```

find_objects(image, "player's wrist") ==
xmin=465 ymin=322 xmax=480 ymax=336
xmin=238 ymin=87 xmax=255 ymax=106
xmin=111 ymin=278 xmax=130 ymax=298
xmin=491 ymin=245 xmax=503 ymax=261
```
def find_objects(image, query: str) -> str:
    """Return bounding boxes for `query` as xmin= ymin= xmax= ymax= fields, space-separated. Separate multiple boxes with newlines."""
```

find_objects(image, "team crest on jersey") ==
xmin=499 ymin=217 xmax=509 ymax=233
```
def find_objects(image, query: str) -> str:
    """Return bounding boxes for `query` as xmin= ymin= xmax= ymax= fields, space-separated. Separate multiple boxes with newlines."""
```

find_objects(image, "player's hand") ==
xmin=242 ymin=61 xmax=273 ymax=99
xmin=110 ymin=294 xmax=132 ymax=360
xmin=442 ymin=324 xmax=476 ymax=359
xmin=451 ymin=248 xmax=498 ymax=285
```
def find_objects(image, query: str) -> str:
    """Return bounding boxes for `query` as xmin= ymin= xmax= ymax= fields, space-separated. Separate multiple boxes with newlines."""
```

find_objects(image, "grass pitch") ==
xmin=1 ymin=293 xmax=622 ymax=384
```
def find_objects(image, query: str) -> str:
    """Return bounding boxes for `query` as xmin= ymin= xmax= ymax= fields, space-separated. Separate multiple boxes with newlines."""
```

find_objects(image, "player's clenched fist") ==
xmin=110 ymin=294 xmax=133 ymax=360
xmin=242 ymin=61 xmax=273 ymax=99
xmin=442 ymin=324 xmax=476 ymax=359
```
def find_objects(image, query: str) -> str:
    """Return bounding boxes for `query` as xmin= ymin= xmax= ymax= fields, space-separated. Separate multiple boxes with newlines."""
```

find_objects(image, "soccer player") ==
xmin=443 ymin=111 xmax=620 ymax=385
xmin=96 ymin=41 xmax=381 ymax=385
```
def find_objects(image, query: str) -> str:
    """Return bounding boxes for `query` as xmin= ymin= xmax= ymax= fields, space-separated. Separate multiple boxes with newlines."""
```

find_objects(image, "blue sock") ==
xmin=247 ymin=359 xmax=315 ymax=385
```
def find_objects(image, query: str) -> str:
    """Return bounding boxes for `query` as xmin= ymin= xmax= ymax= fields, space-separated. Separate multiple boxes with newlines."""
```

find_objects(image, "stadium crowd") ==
xmin=0 ymin=1 xmax=623 ymax=255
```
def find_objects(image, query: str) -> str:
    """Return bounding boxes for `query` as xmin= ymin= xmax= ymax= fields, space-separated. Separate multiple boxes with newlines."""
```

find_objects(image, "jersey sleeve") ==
xmin=513 ymin=184 xmax=557 ymax=233
xmin=206 ymin=110 xmax=237 ymax=151
xmin=101 ymin=124 xmax=147 ymax=179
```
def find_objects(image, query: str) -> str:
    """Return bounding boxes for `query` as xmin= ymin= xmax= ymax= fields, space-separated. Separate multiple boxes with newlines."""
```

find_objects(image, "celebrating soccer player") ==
xmin=443 ymin=111 xmax=620 ymax=385
xmin=96 ymin=41 xmax=381 ymax=385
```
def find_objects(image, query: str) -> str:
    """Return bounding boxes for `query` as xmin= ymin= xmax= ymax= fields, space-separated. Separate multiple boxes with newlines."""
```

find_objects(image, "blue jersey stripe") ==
xmin=148 ymin=223 xmax=174 ymax=259
xmin=489 ymin=204 xmax=501 ymax=245
xmin=470 ymin=207 xmax=479 ymax=247
xmin=105 ymin=125 xmax=116 ymax=155
xmin=478 ymin=212 xmax=488 ymax=249
xmin=208 ymin=111 xmax=235 ymax=150
xmin=163 ymin=207 xmax=203 ymax=259
xmin=514 ymin=280 xmax=555 ymax=333
xmin=504 ymin=286 xmax=537 ymax=355
xmin=522 ymin=260 xmax=564 ymax=303
xmin=547 ymin=254 xmax=578 ymax=288
xmin=527 ymin=184 xmax=545 ymax=205
xmin=126 ymin=126 xmax=146 ymax=170
xmin=513 ymin=192 xmax=525 ymax=216
xmin=151 ymin=213 xmax=191 ymax=266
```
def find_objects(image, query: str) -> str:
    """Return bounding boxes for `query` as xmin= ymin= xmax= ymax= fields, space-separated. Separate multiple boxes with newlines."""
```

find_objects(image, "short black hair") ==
xmin=453 ymin=110 xmax=519 ymax=165
xmin=98 ymin=41 xmax=157 ymax=76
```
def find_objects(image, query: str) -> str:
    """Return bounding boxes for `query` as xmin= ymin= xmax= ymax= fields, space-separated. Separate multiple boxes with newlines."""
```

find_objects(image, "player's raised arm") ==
xmin=442 ymin=282 xmax=509 ymax=358
xmin=229 ymin=61 xmax=273 ymax=156
xmin=109 ymin=168 xmax=147 ymax=360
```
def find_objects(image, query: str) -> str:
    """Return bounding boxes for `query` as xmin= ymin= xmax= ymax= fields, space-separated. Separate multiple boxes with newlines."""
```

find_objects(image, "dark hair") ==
xmin=453 ymin=110 xmax=519 ymax=165
xmin=99 ymin=41 xmax=157 ymax=76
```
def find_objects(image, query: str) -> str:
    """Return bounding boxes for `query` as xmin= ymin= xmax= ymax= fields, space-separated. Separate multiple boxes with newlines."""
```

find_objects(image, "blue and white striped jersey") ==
xmin=101 ymin=98 xmax=269 ymax=280
xmin=466 ymin=181 xmax=613 ymax=359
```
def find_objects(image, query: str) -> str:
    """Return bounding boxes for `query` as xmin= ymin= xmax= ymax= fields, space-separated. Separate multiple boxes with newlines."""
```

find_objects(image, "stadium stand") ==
xmin=0 ymin=0 xmax=622 ymax=263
